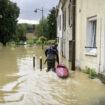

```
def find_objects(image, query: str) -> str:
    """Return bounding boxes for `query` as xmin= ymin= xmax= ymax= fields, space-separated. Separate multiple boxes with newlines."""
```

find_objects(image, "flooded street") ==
xmin=0 ymin=45 xmax=105 ymax=105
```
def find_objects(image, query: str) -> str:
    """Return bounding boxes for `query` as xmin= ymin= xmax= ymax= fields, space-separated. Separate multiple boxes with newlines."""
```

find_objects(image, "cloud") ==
xmin=18 ymin=18 xmax=39 ymax=24
xmin=11 ymin=0 xmax=59 ymax=23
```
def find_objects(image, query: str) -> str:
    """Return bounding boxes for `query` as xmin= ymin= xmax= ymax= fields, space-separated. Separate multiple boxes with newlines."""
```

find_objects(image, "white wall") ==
xmin=62 ymin=0 xmax=72 ymax=61
xmin=76 ymin=0 xmax=105 ymax=72
xmin=57 ymin=1 xmax=63 ymax=55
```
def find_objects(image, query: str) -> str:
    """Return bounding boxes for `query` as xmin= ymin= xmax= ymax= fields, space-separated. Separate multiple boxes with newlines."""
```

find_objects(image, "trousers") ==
xmin=46 ymin=54 xmax=56 ymax=71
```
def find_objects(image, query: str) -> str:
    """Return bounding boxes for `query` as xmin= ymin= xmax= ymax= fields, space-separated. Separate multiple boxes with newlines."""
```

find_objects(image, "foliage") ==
xmin=20 ymin=23 xmax=35 ymax=33
xmin=0 ymin=42 xmax=3 ymax=46
xmin=7 ymin=40 xmax=16 ymax=46
xmin=18 ymin=40 xmax=24 ymax=45
xmin=35 ymin=18 xmax=49 ymax=38
xmin=39 ymin=36 xmax=47 ymax=43
xmin=0 ymin=0 xmax=20 ymax=45
xmin=26 ymin=38 xmax=35 ymax=44
xmin=34 ymin=24 xmax=39 ymax=38
xmin=47 ymin=7 xmax=57 ymax=39
xmin=84 ymin=67 xmax=99 ymax=79
xmin=36 ymin=39 xmax=42 ymax=44
xmin=35 ymin=7 xmax=57 ymax=40
xmin=36 ymin=36 xmax=47 ymax=44
xmin=14 ymin=24 xmax=26 ymax=41
xmin=45 ymin=40 xmax=56 ymax=45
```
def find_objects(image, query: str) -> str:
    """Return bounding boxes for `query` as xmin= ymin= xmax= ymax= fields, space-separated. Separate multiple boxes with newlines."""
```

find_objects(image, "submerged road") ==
xmin=0 ymin=45 xmax=105 ymax=105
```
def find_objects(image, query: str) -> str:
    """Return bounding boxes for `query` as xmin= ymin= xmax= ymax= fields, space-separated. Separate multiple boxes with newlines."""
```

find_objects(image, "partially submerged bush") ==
xmin=36 ymin=39 xmax=41 ymax=44
xmin=18 ymin=40 xmax=24 ymax=45
xmin=6 ymin=41 xmax=16 ymax=46
xmin=0 ymin=42 xmax=3 ymax=46
xmin=84 ymin=67 xmax=99 ymax=79
xmin=45 ymin=40 xmax=56 ymax=45
xmin=36 ymin=36 xmax=47 ymax=44
xmin=39 ymin=36 xmax=47 ymax=43
xmin=27 ymin=38 xmax=34 ymax=44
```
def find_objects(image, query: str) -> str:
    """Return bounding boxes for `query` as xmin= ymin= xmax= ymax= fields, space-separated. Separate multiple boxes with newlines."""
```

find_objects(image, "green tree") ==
xmin=14 ymin=24 xmax=26 ymax=41
xmin=35 ymin=18 xmax=49 ymax=38
xmin=47 ymin=7 xmax=57 ymax=40
xmin=34 ymin=24 xmax=39 ymax=38
xmin=0 ymin=0 xmax=20 ymax=45
xmin=34 ymin=7 xmax=57 ymax=40
xmin=21 ymin=23 xmax=35 ymax=33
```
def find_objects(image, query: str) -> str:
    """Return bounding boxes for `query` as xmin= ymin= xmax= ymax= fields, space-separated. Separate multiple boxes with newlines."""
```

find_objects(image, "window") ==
xmin=57 ymin=15 xmax=61 ymax=30
xmin=68 ymin=1 xmax=72 ymax=27
xmin=59 ymin=15 xmax=61 ymax=30
xmin=57 ymin=16 xmax=59 ymax=30
xmin=68 ymin=4 xmax=70 ymax=25
xmin=63 ymin=8 xmax=66 ymax=31
xmin=85 ymin=17 xmax=97 ymax=55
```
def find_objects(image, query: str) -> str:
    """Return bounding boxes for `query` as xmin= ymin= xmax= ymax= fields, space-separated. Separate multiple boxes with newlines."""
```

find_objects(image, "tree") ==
xmin=34 ymin=18 xmax=49 ymax=38
xmin=0 ymin=0 xmax=20 ymax=45
xmin=34 ymin=24 xmax=39 ymax=38
xmin=14 ymin=24 xmax=26 ymax=41
xmin=21 ymin=23 xmax=35 ymax=33
xmin=34 ymin=7 xmax=57 ymax=40
xmin=47 ymin=7 xmax=57 ymax=40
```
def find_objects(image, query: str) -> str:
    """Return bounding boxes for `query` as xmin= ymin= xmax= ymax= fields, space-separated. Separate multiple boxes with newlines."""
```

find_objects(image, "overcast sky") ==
xmin=10 ymin=0 xmax=59 ymax=24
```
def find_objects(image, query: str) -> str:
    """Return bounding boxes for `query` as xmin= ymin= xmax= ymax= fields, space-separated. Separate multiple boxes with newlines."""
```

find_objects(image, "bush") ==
xmin=18 ymin=40 xmax=24 ymax=45
xmin=45 ymin=40 xmax=56 ymax=45
xmin=33 ymin=39 xmax=37 ymax=43
xmin=84 ymin=67 xmax=99 ymax=79
xmin=36 ymin=36 xmax=47 ymax=44
xmin=27 ymin=38 xmax=34 ymax=44
xmin=39 ymin=36 xmax=47 ymax=42
xmin=36 ymin=39 xmax=42 ymax=44
xmin=0 ymin=42 xmax=3 ymax=46
xmin=6 ymin=41 xmax=16 ymax=46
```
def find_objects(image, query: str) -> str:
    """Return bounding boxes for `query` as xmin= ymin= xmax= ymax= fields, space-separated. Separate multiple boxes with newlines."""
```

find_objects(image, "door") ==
xmin=69 ymin=41 xmax=72 ymax=62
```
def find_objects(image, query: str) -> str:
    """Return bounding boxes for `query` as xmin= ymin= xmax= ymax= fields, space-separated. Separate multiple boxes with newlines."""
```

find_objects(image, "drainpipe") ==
xmin=71 ymin=0 xmax=76 ymax=70
xmin=104 ymin=18 xmax=105 ymax=72
xmin=61 ymin=5 xmax=64 ymax=57
xmin=98 ymin=19 xmax=102 ymax=73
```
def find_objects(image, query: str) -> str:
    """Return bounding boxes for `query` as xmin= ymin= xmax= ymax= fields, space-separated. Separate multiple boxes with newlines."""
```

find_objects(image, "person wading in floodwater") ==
xmin=45 ymin=43 xmax=59 ymax=72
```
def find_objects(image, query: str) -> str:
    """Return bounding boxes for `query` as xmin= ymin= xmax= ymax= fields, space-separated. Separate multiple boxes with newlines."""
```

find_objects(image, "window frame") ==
xmin=85 ymin=16 xmax=97 ymax=56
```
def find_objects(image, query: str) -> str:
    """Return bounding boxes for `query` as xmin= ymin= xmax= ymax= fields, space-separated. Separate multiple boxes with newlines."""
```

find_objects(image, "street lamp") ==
xmin=34 ymin=8 xmax=44 ymax=49
xmin=34 ymin=8 xmax=44 ymax=37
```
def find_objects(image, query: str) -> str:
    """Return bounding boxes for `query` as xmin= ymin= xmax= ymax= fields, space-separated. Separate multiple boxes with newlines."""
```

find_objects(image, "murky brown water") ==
xmin=0 ymin=45 xmax=105 ymax=105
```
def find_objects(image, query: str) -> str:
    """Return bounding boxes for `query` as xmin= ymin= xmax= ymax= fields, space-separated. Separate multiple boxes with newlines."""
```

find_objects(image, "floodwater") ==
xmin=0 ymin=45 xmax=105 ymax=105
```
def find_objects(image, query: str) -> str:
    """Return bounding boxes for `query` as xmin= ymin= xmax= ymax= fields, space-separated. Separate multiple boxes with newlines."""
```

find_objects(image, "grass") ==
xmin=83 ymin=67 xmax=99 ymax=79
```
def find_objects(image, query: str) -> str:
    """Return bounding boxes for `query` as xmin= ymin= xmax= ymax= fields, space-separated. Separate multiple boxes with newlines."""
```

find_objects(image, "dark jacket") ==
xmin=45 ymin=46 xmax=59 ymax=64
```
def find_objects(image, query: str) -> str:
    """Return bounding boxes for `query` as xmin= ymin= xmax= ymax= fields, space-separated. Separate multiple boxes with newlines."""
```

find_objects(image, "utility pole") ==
xmin=71 ymin=0 xmax=76 ymax=70
xmin=34 ymin=8 xmax=44 ymax=49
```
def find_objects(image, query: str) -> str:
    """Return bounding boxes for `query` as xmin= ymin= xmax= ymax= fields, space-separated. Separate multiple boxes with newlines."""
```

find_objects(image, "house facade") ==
xmin=57 ymin=0 xmax=73 ymax=62
xmin=76 ymin=0 xmax=105 ymax=73
xmin=57 ymin=0 xmax=63 ymax=56
xmin=57 ymin=0 xmax=105 ymax=73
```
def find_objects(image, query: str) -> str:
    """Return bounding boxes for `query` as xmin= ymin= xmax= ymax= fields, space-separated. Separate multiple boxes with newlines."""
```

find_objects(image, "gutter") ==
xmin=98 ymin=19 xmax=102 ymax=73
xmin=71 ymin=0 xmax=76 ymax=70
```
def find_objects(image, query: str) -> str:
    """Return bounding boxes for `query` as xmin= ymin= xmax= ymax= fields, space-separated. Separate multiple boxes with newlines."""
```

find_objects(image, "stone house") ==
xmin=57 ymin=0 xmax=73 ymax=62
